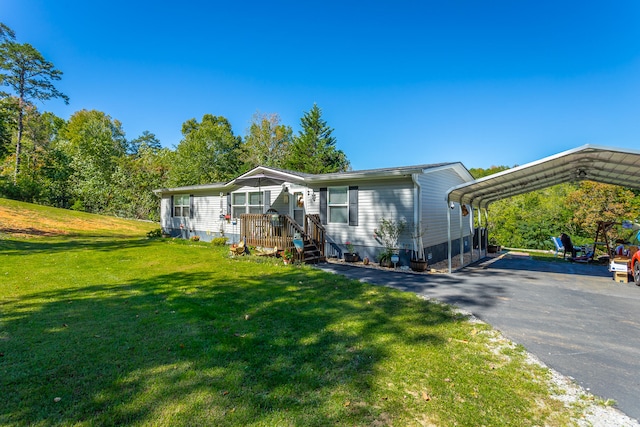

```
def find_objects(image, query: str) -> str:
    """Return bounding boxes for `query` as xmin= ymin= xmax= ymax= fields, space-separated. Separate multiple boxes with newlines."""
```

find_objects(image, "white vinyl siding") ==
xmin=419 ymin=168 xmax=472 ymax=247
xmin=313 ymin=179 xmax=415 ymax=251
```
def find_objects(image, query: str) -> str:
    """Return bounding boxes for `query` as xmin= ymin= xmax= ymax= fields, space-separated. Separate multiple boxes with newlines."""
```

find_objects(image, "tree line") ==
xmin=469 ymin=166 xmax=640 ymax=251
xmin=3 ymin=22 xmax=638 ymax=249
xmin=0 ymin=23 xmax=349 ymax=221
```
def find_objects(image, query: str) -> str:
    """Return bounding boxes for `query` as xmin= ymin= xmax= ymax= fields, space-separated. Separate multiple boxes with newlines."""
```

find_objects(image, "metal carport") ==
xmin=445 ymin=144 xmax=640 ymax=272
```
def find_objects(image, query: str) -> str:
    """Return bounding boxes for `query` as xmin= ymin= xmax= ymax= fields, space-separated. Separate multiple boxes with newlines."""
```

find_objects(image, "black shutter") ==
xmin=170 ymin=195 xmax=174 ymax=218
xmin=189 ymin=194 xmax=194 ymax=219
xmin=227 ymin=193 xmax=232 ymax=216
xmin=348 ymin=186 xmax=358 ymax=226
xmin=319 ymin=188 xmax=327 ymax=225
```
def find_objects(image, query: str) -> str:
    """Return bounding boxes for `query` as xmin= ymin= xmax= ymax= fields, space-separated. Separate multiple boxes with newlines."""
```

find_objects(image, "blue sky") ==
xmin=4 ymin=0 xmax=640 ymax=170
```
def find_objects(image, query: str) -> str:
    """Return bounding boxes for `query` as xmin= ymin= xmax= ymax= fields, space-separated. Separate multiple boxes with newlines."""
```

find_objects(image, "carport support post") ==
xmin=471 ymin=207 xmax=477 ymax=262
xmin=447 ymin=201 xmax=452 ymax=273
xmin=459 ymin=204 xmax=464 ymax=268
xmin=477 ymin=207 xmax=483 ymax=257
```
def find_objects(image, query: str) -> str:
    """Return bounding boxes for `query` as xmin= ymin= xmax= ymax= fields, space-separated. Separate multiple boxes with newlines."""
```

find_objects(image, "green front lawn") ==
xmin=1 ymin=236 xmax=580 ymax=426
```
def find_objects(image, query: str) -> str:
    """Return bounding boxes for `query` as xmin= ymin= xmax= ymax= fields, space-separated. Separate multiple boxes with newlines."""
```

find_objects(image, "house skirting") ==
xmin=325 ymin=236 xmax=472 ymax=267
xmin=162 ymin=227 xmax=237 ymax=243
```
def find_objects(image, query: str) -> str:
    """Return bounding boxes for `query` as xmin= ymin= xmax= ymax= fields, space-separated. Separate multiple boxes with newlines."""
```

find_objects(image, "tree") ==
xmin=129 ymin=130 xmax=161 ymax=156
xmin=0 ymin=96 xmax=16 ymax=159
xmin=487 ymin=184 xmax=576 ymax=249
xmin=59 ymin=110 xmax=127 ymax=213
xmin=0 ymin=39 xmax=69 ymax=182
xmin=168 ymin=114 xmax=242 ymax=186
xmin=283 ymin=104 xmax=349 ymax=173
xmin=14 ymin=107 xmax=67 ymax=203
xmin=469 ymin=165 xmax=511 ymax=179
xmin=242 ymin=112 xmax=292 ymax=170
xmin=110 ymin=129 xmax=169 ymax=220
xmin=0 ymin=23 xmax=15 ymax=42
xmin=566 ymin=182 xmax=637 ymax=242
xmin=112 ymin=145 xmax=172 ymax=220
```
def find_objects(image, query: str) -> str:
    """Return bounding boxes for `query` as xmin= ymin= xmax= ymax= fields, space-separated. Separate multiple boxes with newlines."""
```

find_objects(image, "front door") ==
xmin=291 ymin=191 xmax=305 ymax=226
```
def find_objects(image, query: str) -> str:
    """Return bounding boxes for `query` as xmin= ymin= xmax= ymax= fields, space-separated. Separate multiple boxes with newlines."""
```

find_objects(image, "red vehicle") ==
xmin=630 ymin=231 xmax=640 ymax=284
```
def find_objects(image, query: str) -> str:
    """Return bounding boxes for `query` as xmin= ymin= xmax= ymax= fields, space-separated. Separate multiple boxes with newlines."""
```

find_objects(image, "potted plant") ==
xmin=378 ymin=248 xmax=394 ymax=268
xmin=343 ymin=241 xmax=359 ymax=262
xmin=410 ymin=222 xmax=428 ymax=272
xmin=282 ymin=249 xmax=294 ymax=264
xmin=374 ymin=218 xmax=407 ymax=268
xmin=410 ymin=256 xmax=428 ymax=272
xmin=488 ymin=237 xmax=501 ymax=253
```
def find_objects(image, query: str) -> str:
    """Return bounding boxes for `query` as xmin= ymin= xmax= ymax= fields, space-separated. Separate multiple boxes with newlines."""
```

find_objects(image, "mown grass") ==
xmin=0 ymin=197 xmax=157 ymax=238
xmin=0 ymin=200 xmax=580 ymax=426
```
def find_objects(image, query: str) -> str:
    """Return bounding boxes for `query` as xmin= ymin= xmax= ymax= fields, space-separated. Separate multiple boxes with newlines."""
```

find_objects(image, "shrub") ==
xmin=375 ymin=217 xmax=407 ymax=251
xmin=211 ymin=237 xmax=228 ymax=246
xmin=146 ymin=228 xmax=163 ymax=238
xmin=190 ymin=235 xmax=200 ymax=242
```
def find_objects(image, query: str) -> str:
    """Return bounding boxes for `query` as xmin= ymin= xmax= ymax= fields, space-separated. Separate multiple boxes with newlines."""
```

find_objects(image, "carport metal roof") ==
xmin=447 ymin=144 xmax=640 ymax=209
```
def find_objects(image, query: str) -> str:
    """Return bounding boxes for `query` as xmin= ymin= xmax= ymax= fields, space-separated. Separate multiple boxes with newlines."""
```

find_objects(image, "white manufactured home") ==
xmin=154 ymin=163 xmax=477 ymax=266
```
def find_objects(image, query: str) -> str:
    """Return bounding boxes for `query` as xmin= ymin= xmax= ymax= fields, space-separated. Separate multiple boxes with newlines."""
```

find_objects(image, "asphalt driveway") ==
xmin=317 ymin=255 xmax=640 ymax=421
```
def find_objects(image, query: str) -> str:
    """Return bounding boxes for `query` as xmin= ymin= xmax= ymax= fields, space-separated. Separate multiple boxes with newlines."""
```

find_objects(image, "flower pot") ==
xmin=379 ymin=258 xmax=393 ymax=268
xmin=410 ymin=259 xmax=428 ymax=272
xmin=344 ymin=253 xmax=359 ymax=262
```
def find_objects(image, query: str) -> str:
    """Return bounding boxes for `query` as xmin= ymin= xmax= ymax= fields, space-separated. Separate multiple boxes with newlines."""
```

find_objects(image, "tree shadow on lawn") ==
xmin=1 ymin=268 xmax=457 ymax=426
xmin=0 ymin=236 xmax=157 ymax=256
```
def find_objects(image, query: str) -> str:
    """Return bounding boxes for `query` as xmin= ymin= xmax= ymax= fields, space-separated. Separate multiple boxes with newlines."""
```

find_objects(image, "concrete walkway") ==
xmin=316 ymin=255 xmax=640 ymax=421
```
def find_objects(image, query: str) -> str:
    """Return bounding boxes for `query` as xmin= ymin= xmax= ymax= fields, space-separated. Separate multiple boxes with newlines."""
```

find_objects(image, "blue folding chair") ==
xmin=551 ymin=236 xmax=564 ymax=257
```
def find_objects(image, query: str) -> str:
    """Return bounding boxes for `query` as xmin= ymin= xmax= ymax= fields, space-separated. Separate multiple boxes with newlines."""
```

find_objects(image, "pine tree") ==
xmin=0 ymin=37 xmax=69 ymax=181
xmin=284 ymin=104 xmax=349 ymax=173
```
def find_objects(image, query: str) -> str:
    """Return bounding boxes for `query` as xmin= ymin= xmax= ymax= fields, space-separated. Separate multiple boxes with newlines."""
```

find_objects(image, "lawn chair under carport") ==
xmin=551 ymin=236 xmax=564 ymax=257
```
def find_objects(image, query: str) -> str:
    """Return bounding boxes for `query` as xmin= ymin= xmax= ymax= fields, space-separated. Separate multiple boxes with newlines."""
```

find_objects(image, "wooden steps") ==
xmin=302 ymin=238 xmax=325 ymax=264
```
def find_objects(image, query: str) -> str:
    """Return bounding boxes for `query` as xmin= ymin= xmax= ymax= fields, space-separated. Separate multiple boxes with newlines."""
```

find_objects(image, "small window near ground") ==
xmin=173 ymin=195 xmax=190 ymax=217
xmin=328 ymin=186 xmax=348 ymax=224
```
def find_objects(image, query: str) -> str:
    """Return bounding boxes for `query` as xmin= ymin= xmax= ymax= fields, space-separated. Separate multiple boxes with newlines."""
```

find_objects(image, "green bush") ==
xmin=211 ymin=236 xmax=228 ymax=246
xmin=146 ymin=228 xmax=163 ymax=238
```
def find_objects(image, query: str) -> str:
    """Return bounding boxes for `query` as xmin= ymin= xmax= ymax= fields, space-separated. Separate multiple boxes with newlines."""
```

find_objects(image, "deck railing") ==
xmin=305 ymin=214 xmax=325 ymax=257
xmin=240 ymin=213 xmax=325 ymax=261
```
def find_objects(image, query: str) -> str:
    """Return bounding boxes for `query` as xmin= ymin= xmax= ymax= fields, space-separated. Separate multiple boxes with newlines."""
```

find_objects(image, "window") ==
xmin=248 ymin=192 xmax=263 ymax=213
xmin=173 ymin=194 xmax=190 ymax=217
xmin=232 ymin=191 xmax=263 ymax=217
xmin=232 ymin=193 xmax=246 ymax=218
xmin=328 ymin=186 xmax=348 ymax=223
xmin=320 ymin=186 xmax=358 ymax=226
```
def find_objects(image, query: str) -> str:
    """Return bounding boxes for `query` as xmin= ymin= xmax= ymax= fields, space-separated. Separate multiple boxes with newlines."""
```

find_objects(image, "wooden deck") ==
xmin=240 ymin=214 xmax=325 ymax=263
